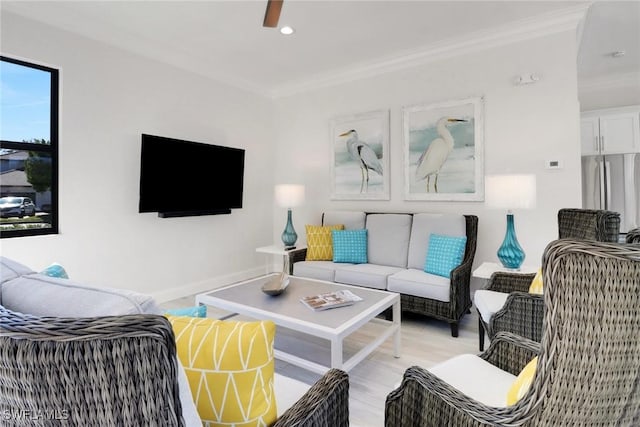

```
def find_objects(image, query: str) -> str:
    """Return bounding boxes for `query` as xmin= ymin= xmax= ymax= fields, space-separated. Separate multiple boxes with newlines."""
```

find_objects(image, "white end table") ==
xmin=256 ymin=245 xmax=306 ymax=274
xmin=472 ymin=262 xmax=538 ymax=280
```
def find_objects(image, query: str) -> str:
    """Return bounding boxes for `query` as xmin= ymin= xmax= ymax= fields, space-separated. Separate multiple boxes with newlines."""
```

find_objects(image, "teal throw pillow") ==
xmin=41 ymin=263 xmax=69 ymax=279
xmin=164 ymin=305 xmax=207 ymax=318
xmin=424 ymin=234 xmax=467 ymax=278
xmin=332 ymin=229 xmax=368 ymax=264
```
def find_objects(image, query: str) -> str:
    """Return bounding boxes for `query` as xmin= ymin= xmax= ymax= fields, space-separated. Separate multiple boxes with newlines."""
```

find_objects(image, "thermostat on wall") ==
xmin=545 ymin=159 xmax=562 ymax=169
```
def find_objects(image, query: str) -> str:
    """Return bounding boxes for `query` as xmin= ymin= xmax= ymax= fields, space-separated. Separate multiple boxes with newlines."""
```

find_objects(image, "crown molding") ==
xmin=579 ymin=71 xmax=640 ymax=93
xmin=269 ymin=4 xmax=590 ymax=99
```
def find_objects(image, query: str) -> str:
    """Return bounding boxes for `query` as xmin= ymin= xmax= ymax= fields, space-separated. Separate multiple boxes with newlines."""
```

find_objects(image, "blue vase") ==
xmin=497 ymin=213 xmax=525 ymax=269
xmin=281 ymin=209 xmax=297 ymax=249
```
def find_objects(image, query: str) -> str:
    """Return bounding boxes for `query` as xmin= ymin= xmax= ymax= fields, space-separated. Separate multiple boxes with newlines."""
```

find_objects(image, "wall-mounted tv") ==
xmin=139 ymin=134 xmax=245 ymax=217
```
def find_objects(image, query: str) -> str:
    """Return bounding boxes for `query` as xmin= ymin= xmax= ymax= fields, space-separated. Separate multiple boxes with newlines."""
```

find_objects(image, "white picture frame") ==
xmin=330 ymin=109 xmax=390 ymax=200
xmin=403 ymin=96 xmax=484 ymax=201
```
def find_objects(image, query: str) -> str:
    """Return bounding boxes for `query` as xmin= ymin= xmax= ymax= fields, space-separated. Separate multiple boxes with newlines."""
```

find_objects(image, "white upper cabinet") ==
xmin=581 ymin=107 xmax=640 ymax=156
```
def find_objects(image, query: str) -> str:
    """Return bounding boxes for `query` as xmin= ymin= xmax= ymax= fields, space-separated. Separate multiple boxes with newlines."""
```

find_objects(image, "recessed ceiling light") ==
xmin=280 ymin=26 xmax=294 ymax=35
xmin=611 ymin=50 xmax=626 ymax=58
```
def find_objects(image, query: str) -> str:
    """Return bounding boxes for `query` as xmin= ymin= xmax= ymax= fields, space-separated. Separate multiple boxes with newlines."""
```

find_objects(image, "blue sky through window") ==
xmin=0 ymin=60 xmax=51 ymax=143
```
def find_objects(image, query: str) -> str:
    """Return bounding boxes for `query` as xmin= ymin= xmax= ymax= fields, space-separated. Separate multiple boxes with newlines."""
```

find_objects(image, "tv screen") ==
xmin=139 ymin=134 xmax=245 ymax=217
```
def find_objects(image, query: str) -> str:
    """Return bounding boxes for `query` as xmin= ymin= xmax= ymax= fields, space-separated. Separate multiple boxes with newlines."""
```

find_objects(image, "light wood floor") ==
xmin=162 ymin=294 xmax=482 ymax=427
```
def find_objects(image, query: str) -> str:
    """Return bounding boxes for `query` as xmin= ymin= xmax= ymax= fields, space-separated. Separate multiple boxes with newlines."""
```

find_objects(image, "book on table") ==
xmin=300 ymin=290 xmax=363 ymax=311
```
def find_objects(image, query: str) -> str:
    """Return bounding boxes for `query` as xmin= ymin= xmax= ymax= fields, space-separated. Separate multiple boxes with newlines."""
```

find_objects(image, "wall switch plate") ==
xmin=546 ymin=159 xmax=562 ymax=169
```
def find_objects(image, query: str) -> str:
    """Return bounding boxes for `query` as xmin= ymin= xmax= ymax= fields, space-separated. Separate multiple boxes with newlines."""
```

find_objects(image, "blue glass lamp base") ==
xmin=497 ymin=213 xmax=525 ymax=269
xmin=281 ymin=209 xmax=298 ymax=249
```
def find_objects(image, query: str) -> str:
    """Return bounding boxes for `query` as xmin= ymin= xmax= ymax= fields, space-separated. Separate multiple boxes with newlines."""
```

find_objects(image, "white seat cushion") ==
xmin=274 ymin=374 xmax=310 ymax=417
xmin=387 ymin=268 xmax=451 ymax=302
xmin=293 ymin=260 xmax=347 ymax=282
xmin=334 ymin=263 xmax=403 ymax=290
xmin=428 ymin=354 xmax=516 ymax=407
xmin=473 ymin=290 xmax=509 ymax=323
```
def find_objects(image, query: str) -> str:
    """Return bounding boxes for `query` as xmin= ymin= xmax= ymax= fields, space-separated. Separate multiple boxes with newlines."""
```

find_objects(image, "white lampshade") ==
xmin=485 ymin=174 xmax=536 ymax=210
xmin=275 ymin=184 xmax=305 ymax=208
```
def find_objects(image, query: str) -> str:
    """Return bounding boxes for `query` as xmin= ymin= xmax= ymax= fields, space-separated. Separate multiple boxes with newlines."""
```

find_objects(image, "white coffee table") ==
xmin=195 ymin=274 xmax=401 ymax=375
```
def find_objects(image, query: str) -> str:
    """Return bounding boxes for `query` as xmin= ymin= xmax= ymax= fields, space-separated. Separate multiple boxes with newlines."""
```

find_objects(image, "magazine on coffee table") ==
xmin=300 ymin=289 xmax=363 ymax=311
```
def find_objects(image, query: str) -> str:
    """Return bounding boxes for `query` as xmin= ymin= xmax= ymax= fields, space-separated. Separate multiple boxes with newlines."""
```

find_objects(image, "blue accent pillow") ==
xmin=41 ymin=263 xmax=69 ymax=279
xmin=332 ymin=229 xmax=368 ymax=264
xmin=165 ymin=305 xmax=207 ymax=318
xmin=424 ymin=234 xmax=467 ymax=278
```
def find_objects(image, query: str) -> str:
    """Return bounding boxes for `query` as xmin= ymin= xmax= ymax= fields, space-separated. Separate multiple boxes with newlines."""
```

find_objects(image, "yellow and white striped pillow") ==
xmin=167 ymin=316 xmax=277 ymax=427
xmin=506 ymin=356 xmax=538 ymax=405
xmin=305 ymin=224 xmax=344 ymax=261
xmin=528 ymin=268 xmax=543 ymax=295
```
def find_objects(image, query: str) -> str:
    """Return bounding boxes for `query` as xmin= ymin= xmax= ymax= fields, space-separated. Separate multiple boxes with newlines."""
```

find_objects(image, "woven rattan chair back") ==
xmin=0 ymin=309 xmax=184 ymax=426
xmin=557 ymin=208 xmax=621 ymax=242
xmin=517 ymin=239 xmax=640 ymax=425
xmin=627 ymin=227 xmax=640 ymax=243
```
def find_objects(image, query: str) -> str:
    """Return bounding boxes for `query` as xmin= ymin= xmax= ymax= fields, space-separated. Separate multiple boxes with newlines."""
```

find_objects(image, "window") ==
xmin=0 ymin=56 xmax=59 ymax=238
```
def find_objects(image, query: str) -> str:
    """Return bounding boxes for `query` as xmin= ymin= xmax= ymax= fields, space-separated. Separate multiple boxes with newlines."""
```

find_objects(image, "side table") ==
xmin=256 ymin=245 xmax=306 ymax=275
xmin=472 ymin=262 xmax=538 ymax=279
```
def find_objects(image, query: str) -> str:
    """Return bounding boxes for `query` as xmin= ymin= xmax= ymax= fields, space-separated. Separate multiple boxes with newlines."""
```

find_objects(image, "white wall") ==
xmin=1 ymin=12 xmax=276 ymax=301
xmin=272 ymin=30 xmax=582 ymax=284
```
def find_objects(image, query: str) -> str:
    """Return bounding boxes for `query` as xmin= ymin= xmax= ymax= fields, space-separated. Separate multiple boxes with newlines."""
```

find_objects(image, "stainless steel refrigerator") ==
xmin=582 ymin=153 xmax=640 ymax=234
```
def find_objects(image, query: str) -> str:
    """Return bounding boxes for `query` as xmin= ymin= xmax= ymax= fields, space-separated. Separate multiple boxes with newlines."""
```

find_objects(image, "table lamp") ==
xmin=485 ymin=174 xmax=536 ymax=269
xmin=275 ymin=184 xmax=305 ymax=249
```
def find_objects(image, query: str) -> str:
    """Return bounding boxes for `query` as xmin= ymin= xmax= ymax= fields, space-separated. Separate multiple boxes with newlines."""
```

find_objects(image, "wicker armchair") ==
xmin=386 ymin=239 xmax=640 ymax=426
xmin=557 ymin=208 xmax=621 ymax=241
xmin=474 ymin=208 xmax=622 ymax=351
xmin=627 ymin=227 xmax=640 ymax=243
xmin=0 ymin=308 xmax=350 ymax=427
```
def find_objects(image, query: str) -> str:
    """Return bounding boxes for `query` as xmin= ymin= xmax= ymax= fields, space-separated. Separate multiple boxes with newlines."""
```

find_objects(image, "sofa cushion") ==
xmin=0 ymin=257 xmax=35 ymax=305
xmin=322 ymin=210 xmax=366 ymax=230
xmin=293 ymin=261 xmax=346 ymax=282
xmin=424 ymin=234 xmax=467 ymax=278
xmin=366 ymin=214 xmax=412 ymax=268
xmin=407 ymin=214 xmax=466 ymax=270
xmin=274 ymin=374 xmax=309 ymax=417
xmin=167 ymin=316 xmax=277 ymax=427
xmin=428 ymin=354 xmax=516 ymax=407
xmin=334 ymin=264 xmax=403 ymax=290
xmin=473 ymin=290 xmax=509 ymax=323
xmin=332 ymin=229 xmax=368 ymax=264
xmin=305 ymin=224 xmax=345 ymax=261
xmin=387 ymin=268 xmax=451 ymax=302
xmin=1 ymin=274 xmax=163 ymax=316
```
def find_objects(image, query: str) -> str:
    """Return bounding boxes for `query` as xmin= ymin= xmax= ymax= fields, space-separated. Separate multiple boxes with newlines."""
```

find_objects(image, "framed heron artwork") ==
xmin=330 ymin=109 xmax=390 ymax=200
xmin=403 ymin=97 xmax=484 ymax=201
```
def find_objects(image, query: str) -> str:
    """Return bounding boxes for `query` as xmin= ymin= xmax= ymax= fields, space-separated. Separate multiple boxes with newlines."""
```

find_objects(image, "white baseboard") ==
xmin=152 ymin=266 xmax=269 ymax=303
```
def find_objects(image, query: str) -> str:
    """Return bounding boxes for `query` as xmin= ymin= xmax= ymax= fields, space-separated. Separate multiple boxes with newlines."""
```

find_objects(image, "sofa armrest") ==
xmin=273 ymin=368 xmax=349 ymax=427
xmin=288 ymin=248 xmax=308 ymax=273
xmin=489 ymin=292 xmax=544 ymax=342
xmin=485 ymin=272 xmax=535 ymax=293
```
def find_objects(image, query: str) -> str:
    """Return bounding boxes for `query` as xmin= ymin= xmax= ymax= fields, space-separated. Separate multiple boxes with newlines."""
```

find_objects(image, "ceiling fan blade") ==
xmin=263 ymin=0 xmax=283 ymax=28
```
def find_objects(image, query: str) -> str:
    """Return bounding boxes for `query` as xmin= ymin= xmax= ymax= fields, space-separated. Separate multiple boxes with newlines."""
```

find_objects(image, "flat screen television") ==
xmin=139 ymin=134 xmax=245 ymax=217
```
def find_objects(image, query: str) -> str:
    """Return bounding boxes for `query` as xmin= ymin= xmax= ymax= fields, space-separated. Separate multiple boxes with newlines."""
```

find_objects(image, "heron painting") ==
xmin=403 ymin=97 xmax=484 ymax=201
xmin=330 ymin=110 xmax=390 ymax=200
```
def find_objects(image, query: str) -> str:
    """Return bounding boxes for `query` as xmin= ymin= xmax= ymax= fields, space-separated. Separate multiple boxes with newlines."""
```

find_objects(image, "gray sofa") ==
xmin=0 ymin=256 xmax=349 ymax=427
xmin=291 ymin=211 xmax=478 ymax=336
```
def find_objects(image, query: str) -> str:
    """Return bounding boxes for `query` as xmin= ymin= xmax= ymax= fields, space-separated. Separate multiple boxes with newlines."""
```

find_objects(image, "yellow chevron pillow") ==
xmin=528 ymin=268 xmax=543 ymax=295
xmin=167 ymin=316 xmax=277 ymax=427
xmin=506 ymin=356 xmax=538 ymax=405
xmin=305 ymin=224 xmax=344 ymax=260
